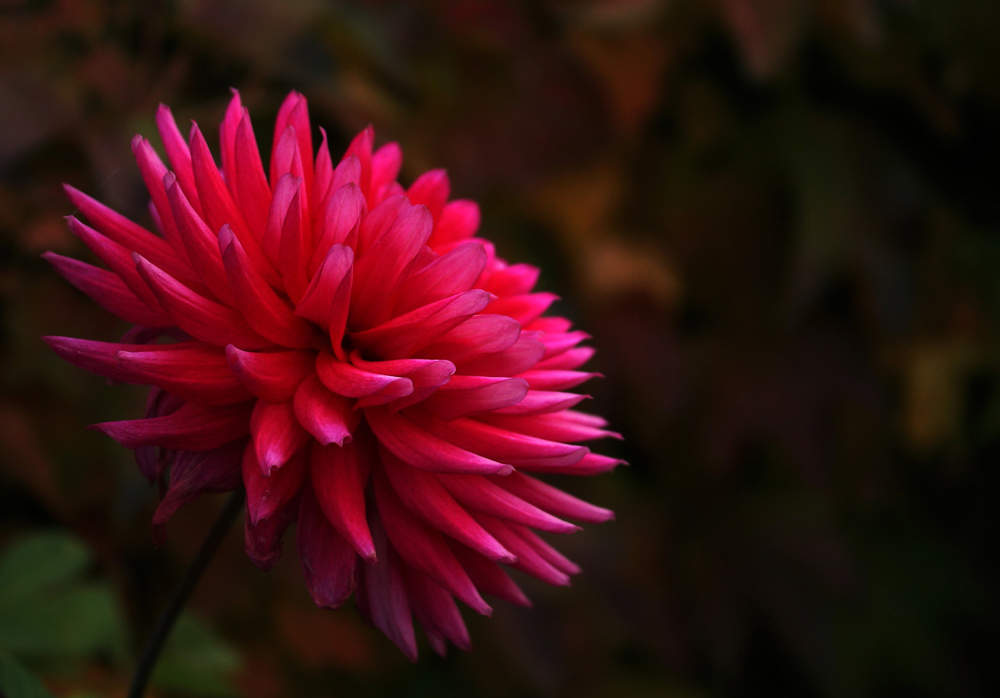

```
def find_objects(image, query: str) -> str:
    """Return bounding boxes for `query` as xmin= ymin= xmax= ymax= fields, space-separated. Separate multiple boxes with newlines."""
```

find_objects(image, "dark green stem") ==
xmin=127 ymin=489 xmax=244 ymax=698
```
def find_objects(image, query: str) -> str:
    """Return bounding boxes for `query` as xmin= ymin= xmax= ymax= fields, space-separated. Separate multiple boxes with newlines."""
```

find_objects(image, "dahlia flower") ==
xmin=45 ymin=91 xmax=620 ymax=659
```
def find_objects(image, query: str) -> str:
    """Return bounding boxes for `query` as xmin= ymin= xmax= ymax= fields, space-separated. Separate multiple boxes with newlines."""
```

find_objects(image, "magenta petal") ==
xmin=312 ymin=183 xmax=364 ymax=276
xmin=134 ymin=254 xmax=271 ymax=350
xmin=406 ymin=169 xmax=449 ymax=220
xmin=316 ymin=352 xmax=413 ymax=401
xmin=380 ymin=445 xmax=515 ymax=563
xmin=428 ymin=200 xmax=480 ymax=248
xmin=362 ymin=509 xmax=418 ymax=661
xmin=447 ymin=540 xmax=531 ymax=608
xmin=242 ymin=441 xmax=308 ymax=525
xmin=245 ymin=493 xmax=300 ymax=571
xmin=403 ymin=566 xmax=472 ymax=654
xmin=418 ymin=314 xmax=521 ymax=362
xmin=374 ymin=467 xmax=491 ymax=616
xmin=312 ymin=435 xmax=376 ymax=560
xmin=295 ymin=244 xmax=353 ymax=357
xmin=408 ymin=411 xmax=588 ymax=468
xmin=155 ymin=104 xmax=201 ymax=217
xmin=43 ymin=253 xmax=170 ymax=327
xmin=115 ymin=343 xmax=253 ymax=405
xmin=366 ymin=407 xmax=512 ymax=476
xmin=292 ymin=374 xmax=357 ymax=446
xmin=219 ymin=226 xmax=320 ymax=349
xmin=225 ymin=346 xmax=314 ymax=402
xmin=493 ymin=390 xmax=589 ymax=416
xmin=491 ymin=471 xmax=615 ymax=524
xmin=423 ymin=375 xmax=529 ymax=421
xmin=250 ymin=399 xmax=311 ymax=474
xmin=233 ymin=110 xmax=272 ymax=241
xmin=298 ymin=484 xmax=358 ymax=609
xmin=94 ymin=401 xmax=252 ymax=451
xmin=518 ymin=369 xmax=601 ymax=391
xmin=484 ymin=263 xmax=540 ymax=297
xmin=455 ymin=332 xmax=546 ymax=377
xmin=395 ymin=241 xmax=488 ymax=316
xmin=534 ymin=346 xmax=596 ymax=371
xmin=152 ymin=439 xmax=245 ymax=544
xmin=438 ymin=473 xmax=579 ymax=534
xmin=471 ymin=513 xmax=570 ymax=587
xmin=476 ymin=410 xmax=621 ymax=443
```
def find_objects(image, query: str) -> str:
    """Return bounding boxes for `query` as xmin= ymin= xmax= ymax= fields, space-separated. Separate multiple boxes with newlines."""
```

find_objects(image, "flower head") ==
xmin=45 ymin=91 xmax=621 ymax=659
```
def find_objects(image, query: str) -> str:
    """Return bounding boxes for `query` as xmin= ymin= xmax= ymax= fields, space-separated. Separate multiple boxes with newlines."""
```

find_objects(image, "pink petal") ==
xmin=312 ymin=127 xmax=333 ymax=211
xmin=94 ymin=401 xmax=253 ymax=451
xmin=362 ymin=509 xmax=417 ymax=661
xmin=295 ymin=244 xmax=353 ymax=358
xmin=42 ymin=336 xmax=193 ymax=385
xmin=350 ymin=205 xmax=433 ymax=328
xmin=374 ymin=468 xmax=491 ymax=616
xmin=518 ymin=369 xmax=600 ymax=391
xmin=312 ymin=434 xmax=376 ymax=560
xmin=395 ymin=241 xmax=488 ymax=316
xmin=493 ymin=390 xmax=589 ymax=416
xmin=115 ymin=343 xmax=253 ymax=405
xmin=277 ymin=186 xmax=311 ymax=304
xmin=428 ymin=200 xmax=480 ymax=248
xmin=423 ymin=375 xmax=528 ymax=421
xmin=490 ymin=471 xmax=614 ymax=523
xmin=509 ymin=523 xmax=581 ymax=576
xmin=408 ymin=411 xmax=588 ymax=468
xmin=298 ymin=484 xmax=358 ymax=609
xmin=132 ymin=136 xmax=185 ymax=261
xmin=417 ymin=314 xmax=521 ymax=362
xmin=165 ymin=175 xmax=236 ymax=305
xmin=484 ymin=263 xmax=539 ymax=297
xmin=219 ymin=226 xmax=320 ymax=349
xmin=43 ymin=253 xmax=170 ymax=327
xmin=344 ymin=126 xmax=374 ymax=204
xmin=215 ymin=89 xmax=240 ymax=181
xmin=406 ymin=169 xmax=449 ymax=220
xmin=528 ymin=316 xmax=573 ymax=333
xmin=454 ymin=332 xmax=546 ymax=377
xmin=484 ymin=292 xmax=558 ymax=326
xmin=370 ymin=142 xmax=402 ymax=196
xmin=242 ymin=440 xmax=308 ymax=525
xmin=538 ymin=330 xmax=590 ymax=360
xmin=245 ymin=493 xmax=299 ymax=571
xmin=533 ymin=346 xmax=596 ymax=371
xmin=225 ymin=346 xmax=314 ymax=402
xmin=134 ymin=254 xmax=271 ymax=350
xmin=447 ymin=540 xmax=531 ymax=607
xmin=292 ymin=374 xmax=357 ymax=446
xmin=366 ymin=407 xmax=512 ymax=476
xmin=233 ymin=110 xmax=272 ymax=241
xmin=263 ymin=173 xmax=299 ymax=263
xmin=438 ymin=473 xmax=579 ymax=534
xmin=315 ymin=352 xmax=413 ymax=402
xmin=62 ymin=184 xmax=190 ymax=282
xmin=349 ymin=289 xmax=492 ymax=360
xmin=402 ymin=566 xmax=471 ymax=655
xmin=270 ymin=92 xmax=313 ymax=193
xmin=190 ymin=124 xmax=280 ymax=286
xmin=471 ymin=513 xmax=570 ymax=587
xmin=152 ymin=439 xmax=246 ymax=544
xmin=380 ymin=445 xmax=514 ymax=563
xmin=519 ymin=452 xmax=625 ymax=476
xmin=475 ymin=411 xmax=620 ymax=443
xmin=349 ymin=352 xmax=456 ymax=389
xmin=356 ymin=194 xmax=407 ymax=256
xmin=251 ymin=399 xmax=310 ymax=475
xmin=311 ymin=183 xmax=364 ymax=276
xmin=155 ymin=104 xmax=202 ymax=217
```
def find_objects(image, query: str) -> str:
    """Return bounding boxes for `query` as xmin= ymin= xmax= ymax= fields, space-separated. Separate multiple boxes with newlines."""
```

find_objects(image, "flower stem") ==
xmin=127 ymin=488 xmax=245 ymax=698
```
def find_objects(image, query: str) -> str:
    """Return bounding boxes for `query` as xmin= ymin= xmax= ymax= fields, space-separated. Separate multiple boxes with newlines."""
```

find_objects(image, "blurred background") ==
xmin=1 ymin=0 xmax=1000 ymax=696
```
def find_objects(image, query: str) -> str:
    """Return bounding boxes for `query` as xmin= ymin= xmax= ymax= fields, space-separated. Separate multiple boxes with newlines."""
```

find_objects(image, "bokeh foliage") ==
xmin=1 ymin=0 xmax=999 ymax=696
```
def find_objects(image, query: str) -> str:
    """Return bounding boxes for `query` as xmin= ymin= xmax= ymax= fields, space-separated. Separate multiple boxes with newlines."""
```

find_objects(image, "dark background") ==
xmin=1 ymin=1 xmax=1000 ymax=696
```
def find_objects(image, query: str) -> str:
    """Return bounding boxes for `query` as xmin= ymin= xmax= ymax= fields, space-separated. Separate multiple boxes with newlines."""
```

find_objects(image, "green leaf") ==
xmin=0 ymin=652 xmax=57 ymax=698
xmin=0 ymin=532 xmax=127 ymax=661
xmin=0 ymin=532 xmax=91 ymax=600
xmin=151 ymin=614 xmax=241 ymax=698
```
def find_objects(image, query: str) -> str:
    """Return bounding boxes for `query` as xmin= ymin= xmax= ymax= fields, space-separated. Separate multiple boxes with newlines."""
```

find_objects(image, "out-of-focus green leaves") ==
xmin=0 ymin=531 xmax=126 ymax=660
xmin=0 ymin=652 xmax=57 ymax=698
xmin=151 ymin=613 xmax=241 ymax=698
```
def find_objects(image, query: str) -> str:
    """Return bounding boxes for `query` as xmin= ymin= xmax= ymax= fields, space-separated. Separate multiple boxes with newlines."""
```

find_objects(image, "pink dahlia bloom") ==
xmin=45 ymin=91 xmax=620 ymax=659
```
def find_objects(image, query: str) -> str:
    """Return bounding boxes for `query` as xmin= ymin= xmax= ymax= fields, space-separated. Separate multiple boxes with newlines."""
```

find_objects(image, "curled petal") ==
xmin=251 ymin=400 xmax=310 ymax=475
xmin=225 ymin=346 xmax=314 ymax=402
xmin=366 ymin=407 xmax=512 ymax=476
xmin=312 ymin=434 xmax=376 ymax=560
xmin=94 ymin=401 xmax=253 ymax=451
xmin=115 ymin=343 xmax=253 ymax=405
xmin=245 ymin=493 xmax=300 ymax=571
xmin=298 ymin=484 xmax=357 ymax=609
xmin=243 ymin=442 xmax=308 ymax=525
xmin=423 ymin=375 xmax=528 ymax=421
xmin=292 ymin=374 xmax=357 ymax=446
